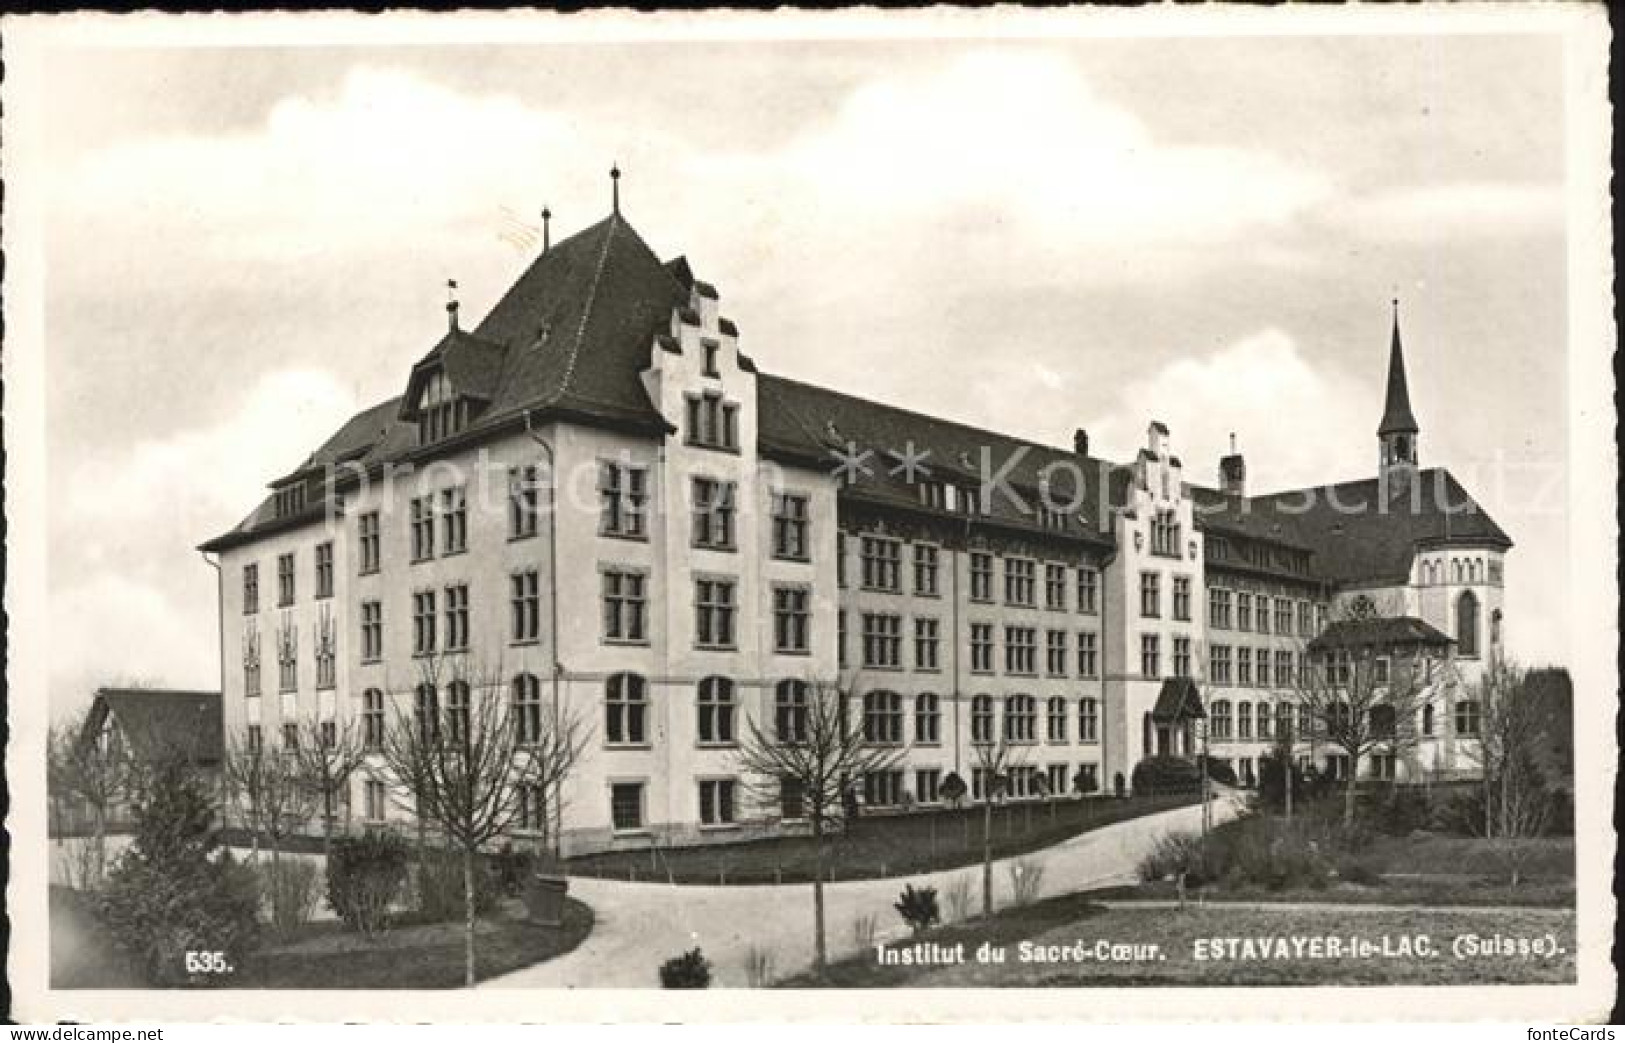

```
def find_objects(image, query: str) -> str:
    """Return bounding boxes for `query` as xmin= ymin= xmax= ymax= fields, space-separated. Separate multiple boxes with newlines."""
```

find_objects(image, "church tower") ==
xmin=1378 ymin=299 xmax=1420 ymax=484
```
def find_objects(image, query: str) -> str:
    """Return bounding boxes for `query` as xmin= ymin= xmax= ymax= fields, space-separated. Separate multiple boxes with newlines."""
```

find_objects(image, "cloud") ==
xmin=1330 ymin=182 xmax=1564 ymax=242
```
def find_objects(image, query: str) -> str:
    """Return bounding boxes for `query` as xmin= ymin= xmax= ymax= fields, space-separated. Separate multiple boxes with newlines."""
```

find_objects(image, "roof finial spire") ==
xmin=1229 ymin=431 xmax=1237 ymax=455
xmin=445 ymin=278 xmax=460 ymax=332
xmin=610 ymin=163 xmax=621 ymax=215
xmin=541 ymin=206 xmax=552 ymax=253
xmin=1378 ymin=296 xmax=1418 ymax=437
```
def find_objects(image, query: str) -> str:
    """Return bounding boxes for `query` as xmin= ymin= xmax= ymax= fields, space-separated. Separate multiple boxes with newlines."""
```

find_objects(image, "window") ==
xmin=1276 ymin=650 xmax=1294 ymax=687
xmin=837 ymin=533 xmax=848 ymax=588
xmin=277 ymin=553 xmax=296 ymax=606
xmin=362 ymin=689 xmax=384 ymax=749
xmin=685 ymin=391 xmax=739 ymax=451
xmin=315 ymin=619 xmax=336 ymax=690
xmin=513 ymin=674 xmax=543 ymax=746
xmin=695 ymin=578 xmax=736 ymax=649
xmin=779 ymin=776 xmax=807 ymax=820
xmin=1275 ymin=598 xmax=1293 ymax=635
xmin=1078 ymin=698 xmax=1099 ymax=743
xmin=1172 ymin=636 xmax=1191 ymax=678
xmin=246 ymin=724 xmax=264 ymax=753
xmin=1076 ymin=762 xmax=1099 ymax=794
xmin=1255 ymin=595 xmax=1271 ymax=634
xmin=774 ymin=586 xmax=811 ymax=654
xmin=1210 ymin=644 xmax=1232 ymax=686
xmin=1237 ymin=592 xmax=1253 ymax=631
xmin=1005 ymin=558 xmax=1036 ymax=607
xmin=915 ymin=693 xmax=941 ymax=744
xmin=1372 ymin=656 xmax=1390 ymax=685
xmin=775 ymin=680 xmax=809 ymax=744
xmin=1454 ymin=700 xmax=1482 ymax=737
xmin=413 ymin=684 xmax=439 ymax=742
xmin=860 ymin=536 xmax=902 ymax=592
xmin=970 ymin=552 xmax=994 ymax=602
xmin=243 ymin=629 xmax=261 ymax=696
xmin=277 ymin=624 xmax=298 ymax=692
xmin=692 ymin=478 xmax=737 ymax=550
xmin=1151 ymin=509 xmax=1181 ymax=557
xmin=1237 ymin=702 xmax=1253 ymax=740
xmin=1456 ymin=591 xmax=1480 ymax=657
xmin=1004 ymin=693 xmax=1038 ymax=743
xmin=440 ymin=487 xmax=467 ymax=554
xmin=1140 ymin=634 xmax=1161 ymax=678
xmin=1007 ymin=765 xmax=1041 ymax=800
xmin=1257 ymin=702 xmax=1274 ymax=739
xmin=510 ymin=466 xmax=540 ymax=540
xmin=1257 ymin=650 xmax=1272 ymax=687
xmin=1209 ymin=588 xmax=1232 ymax=629
xmin=861 ymin=613 xmax=903 ymax=669
xmin=702 ymin=338 xmax=720 ymax=377
xmin=1211 ymin=700 xmax=1233 ymax=740
xmin=1139 ymin=572 xmax=1161 ymax=617
xmin=862 ymin=690 xmax=904 ymax=745
xmin=511 ymin=571 xmax=539 ymax=643
xmin=863 ymin=770 xmax=904 ymax=808
xmin=914 ymin=617 xmax=941 ymax=670
xmin=611 ymin=782 xmax=645 ymax=832
xmin=606 ymin=673 xmax=648 ymax=745
xmin=603 ymin=570 xmax=649 ymax=643
xmin=599 ymin=462 xmax=649 ymax=538
xmin=1422 ymin=703 xmax=1436 ymax=736
xmin=1045 ymin=629 xmax=1068 ymax=676
xmin=914 ymin=544 xmax=940 ymax=596
xmin=837 ymin=610 xmax=847 ymax=669
xmin=1237 ymin=647 xmax=1253 ymax=687
xmin=1079 ymin=630 xmax=1105 ymax=679
xmin=444 ymin=680 xmax=471 ymax=743
xmin=1298 ymin=601 xmax=1315 ymax=637
xmin=698 ymin=677 xmax=737 ymax=745
xmin=1370 ymin=704 xmax=1396 ymax=740
xmin=970 ymin=623 xmax=995 ymax=673
xmin=1044 ymin=563 xmax=1067 ymax=610
xmin=358 ymin=512 xmax=380 ymax=574
xmin=282 ymin=721 xmax=302 ymax=752
xmin=1077 ymin=568 xmax=1099 ymax=614
xmin=971 ymin=694 xmax=995 ymax=744
xmin=516 ymin=783 xmax=548 ymax=831
xmin=313 ymin=542 xmax=334 ymax=600
xmin=365 ymin=780 xmax=386 ymax=822
xmin=916 ymin=769 xmax=942 ymax=805
xmin=918 ymin=480 xmax=947 ymax=510
xmin=1005 ymin=626 xmax=1037 ymax=675
xmin=243 ymin=563 xmax=259 ymax=614
xmin=442 ymin=581 xmax=468 ymax=646
xmin=416 ymin=370 xmax=469 ymax=444
xmin=1046 ymin=763 xmax=1070 ymax=797
xmin=275 ymin=484 xmax=306 ymax=518
xmin=972 ymin=767 xmax=994 ymax=802
xmin=1172 ymin=576 xmax=1191 ymax=621
xmin=699 ymin=779 xmax=736 ymax=826
xmin=1046 ymin=697 xmax=1068 ymax=743
xmin=771 ymin=493 xmax=810 ymax=560
xmin=410 ymin=497 xmax=435 ymax=561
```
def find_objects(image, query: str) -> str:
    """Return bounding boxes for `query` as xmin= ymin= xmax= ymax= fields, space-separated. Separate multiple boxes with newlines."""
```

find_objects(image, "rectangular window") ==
xmin=1210 ymin=644 xmax=1232 ymax=686
xmin=606 ymin=676 xmax=648 ymax=745
xmin=603 ymin=570 xmax=648 ymax=643
xmin=365 ymin=780 xmax=386 ymax=822
xmin=1077 ymin=568 xmax=1099 ymax=614
xmin=913 ymin=544 xmax=940 ymax=596
xmin=1255 ymin=595 xmax=1271 ymax=634
xmin=860 ymin=536 xmax=902 ymax=592
xmin=695 ymin=578 xmax=737 ymax=649
xmin=1078 ymin=699 xmax=1099 ymax=743
xmin=246 ymin=724 xmax=264 ymax=753
xmin=685 ymin=391 xmax=739 ymax=451
xmin=1077 ymin=632 xmax=1098 ymax=678
xmin=862 ymin=769 xmax=904 ymax=808
xmin=771 ymin=493 xmax=810 ymax=560
xmin=1139 ymin=572 xmax=1161 ymax=618
xmin=692 ymin=478 xmax=737 ymax=550
xmin=1237 ymin=647 xmax=1253 ymax=687
xmin=836 ymin=533 xmax=848 ymax=588
xmin=1046 ymin=698 xmax=1068 ymax=743
xmin=914 ymin=617 xmax=941 ymax=670
xmin=1140 ymin=634 xmax=1161 ymax=679
xmin=1172 ymin=576 xmax=1191 ymax=621
xmin=861 ymin=613 xmax=903 ymax=669
xmin=443 ymin=584 xmax=469 ymax=651
xmin=1005 ymin=558 xmax=1036 ymax=607
xmin=1209 ymin=588 xmax=1232 ymax=629
xmin=410 ymin=497 xmax=435 ymax=561
xmin=277 ymin=553 xmax=296 ymax=606
xmin=358 ymin=511 xmax=380 ymax=574
xmin=510 ymin=465 xmax=540 ymax=540
xmin=412 ymin=590 xmax=437 ymax=655
xmin=1151 ymin=509 xmax=1182 ymax=557
xmin=315 ymin=542 xmax=334 ymax=599
xmin=610 ymin=782 xmax=645 ymax=832
xmin=915 ymin=694 xmax=941 ymax=744
xmin=1044 ymin=563 xmax=1067 ymax=610
xmin=243 ymin=630 xmax=261 ymax=697
xmin=837 ymin=610 xmax=848 ymax=669
xmin=862 ymin=691 xmax=904 ymax=745
xmin=970 ymin=552 xmax=994 ymax=602
xmin=1237 ymin=592 xmax=1253 ymax=632
xmin=970 ymin=623 xmax=995 ymax=673
xmin=1173 ymin=636 xmax=1192 ymax=678
xmin=510 ymin=571 xmax=540 ymax=643
xmin=1298 ymin=601 xmax=1315 ymax=637
xmin=1046 ymin=629 xmax=1068 ymax=676
xmin=440 ymin=487 xmax=467 ymax=554
xmin=698 ymin=779 xmax=737 ymax=826
xmin=283 ymin=723 xmax=299 ymax=751
xmin=362 ymin=690 xmax=385 ymax=750
xmin=1005 ymin=626 xmax=1037 ymax=675
xmin=915 ymin=769 xmax=942 ymax=805
xmin=1276 ymin=650 xmax=1295 ymax=687
xmin=599 ymin=462 xmax=649 ymax=539
xmin=243 ymin=563 xmax=259 ymax=615
xmin=773 ymin=586 xmax=811 ymax=654
xmin=1257 ymin=650 xmax=1273 ymax=687
xmin=1276 ymin=598 xmax=1294 ymax=636
xmin=316 ymin=638 xmax=336 ymax=690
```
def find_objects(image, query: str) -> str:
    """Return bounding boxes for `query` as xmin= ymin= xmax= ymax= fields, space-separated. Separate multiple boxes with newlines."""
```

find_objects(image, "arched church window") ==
xmin=1456 ymin=591 xmax=1480 ymax=658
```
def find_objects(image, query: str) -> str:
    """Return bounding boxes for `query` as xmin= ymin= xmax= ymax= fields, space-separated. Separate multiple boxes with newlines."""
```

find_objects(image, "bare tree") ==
xmin=47 ymin=710 xmax=135 ymax=888
xmin=735 ymin=678 xmax=902 ymax=973
xmin=968 ymin=737 xmax=1026 ymax=918
xmin=222 ymin=728 xmax=316 ymax=870
xmin=1464 ymin=657 xmax=1554 ymax=884
xmin=379 ymin=654 xmax=588 ymax=987
xmin=293 ymin=715 xmax=369 ymax=859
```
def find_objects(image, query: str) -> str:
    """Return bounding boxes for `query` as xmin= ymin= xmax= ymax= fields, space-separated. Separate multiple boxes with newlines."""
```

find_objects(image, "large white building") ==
xmin=201 ymin=200 xmax=1512 ymax=854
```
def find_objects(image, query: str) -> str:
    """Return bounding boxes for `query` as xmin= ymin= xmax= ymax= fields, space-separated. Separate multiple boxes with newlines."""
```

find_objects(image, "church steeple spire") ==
xmin=1378 ymin=298 xmax=1420 ymax=478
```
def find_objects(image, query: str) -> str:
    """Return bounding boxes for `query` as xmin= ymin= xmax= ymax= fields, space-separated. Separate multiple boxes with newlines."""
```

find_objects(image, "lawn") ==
xmin=50 ymin=886 xmax=593 ymax=989
xmin=566 ymin=793 xmax=1200 ymax=885
xmin=783 ymin=895 xmax=1577 ymax=987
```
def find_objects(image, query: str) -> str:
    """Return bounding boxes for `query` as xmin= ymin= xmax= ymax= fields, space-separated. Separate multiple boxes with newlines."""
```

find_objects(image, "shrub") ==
xmin=942 ymin=873 xmax=974 ymax=922
xmin=1137 ymin=832 xmax=1209 ymax=885
xmin=97 ymin=762 xmax=261 ymax=986
xmin=262 ymin=858 xmax=321 ymax=938
xmin=1131 ymin=756 xmax=1203 ymax=796
xmin=1220 ymin=818 xmax=1330 ymax=891
xmin=659 ymin=947 xmax=712 ymax=988
xmin=416 ymin=848 xmax=500 ymax=923
xmin=1008 ymin=857 xmax=1045 ymax=906
xmin=1198 ymin=756 xmax=1238 ymax=787
xmin=1072 ymin=766 xmax=1099 ymax=796
xmin=488 ymin=842 xmax=536 ymax=898
xmin=893 ymin=884 xmax=940 ymax=935
xmin=327 ymin=831 xmax=409 ymax=936
xmin=1371 ymin=788 xmax=1433 ymax=837
xmin=940 ymin=772 xmax=968 ymax=807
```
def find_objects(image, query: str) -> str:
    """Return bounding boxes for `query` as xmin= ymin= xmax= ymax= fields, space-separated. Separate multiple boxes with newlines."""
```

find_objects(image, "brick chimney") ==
xmin=1073 ymin=428 xmax=1089 ymax=457
xmin=1220 ymin=432 xmax=1245 ymax=497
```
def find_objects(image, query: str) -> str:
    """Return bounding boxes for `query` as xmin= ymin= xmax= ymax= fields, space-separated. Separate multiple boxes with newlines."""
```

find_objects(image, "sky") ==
xmin=38 ymin=30 xmax=1572 ymax=716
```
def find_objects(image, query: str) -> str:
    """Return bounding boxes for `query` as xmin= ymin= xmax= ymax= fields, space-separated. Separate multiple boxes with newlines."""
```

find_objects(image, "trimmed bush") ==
xmin=659 ymin=947 xmax=712 ymax=988
xmin=1131 ymin=756 xmax=1203 ymax=796
xmin=262 ymin=858 xmax=321 ymax=938
xmin=327 ymin=831 xmax=409 ymax=936
xmin=416 ymin=849 xmax=500 ymax=923
xmin=893 ymin=884 xmax=940 ymax=935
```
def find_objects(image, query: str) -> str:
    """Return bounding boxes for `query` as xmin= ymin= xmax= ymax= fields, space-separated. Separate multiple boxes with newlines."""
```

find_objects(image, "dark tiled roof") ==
xmin=1151 ymin=678 xmax=1204 ymax=721
xmin=1307 ymin=616 xmax=1453 ymax=651
xmin=83 ymin=688 xmax=223 ymax=765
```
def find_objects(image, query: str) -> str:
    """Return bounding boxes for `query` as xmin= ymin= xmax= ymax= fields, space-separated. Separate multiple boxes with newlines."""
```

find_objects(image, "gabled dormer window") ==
xmin=417 ymin=369 xmax=470 ymax=445
xmin=685 ymin=391 xmax=739 ymax=452
xmin=274 ymin=484 xmax=307 ymax=518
